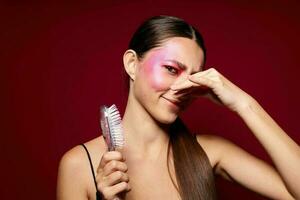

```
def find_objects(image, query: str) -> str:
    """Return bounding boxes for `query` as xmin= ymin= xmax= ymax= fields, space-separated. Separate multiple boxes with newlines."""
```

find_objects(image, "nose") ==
xmin=170 ymin=73 xmax=189 ymax=88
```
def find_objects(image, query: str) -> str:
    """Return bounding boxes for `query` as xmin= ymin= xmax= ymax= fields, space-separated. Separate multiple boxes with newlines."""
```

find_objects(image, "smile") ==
xmin=162 ymin=96 xmax=182 ymax=109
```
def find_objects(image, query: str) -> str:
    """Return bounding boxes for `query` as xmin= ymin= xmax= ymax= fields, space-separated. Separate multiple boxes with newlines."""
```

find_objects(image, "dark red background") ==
xmin=2 ymin=1 xmax=300 ymax=199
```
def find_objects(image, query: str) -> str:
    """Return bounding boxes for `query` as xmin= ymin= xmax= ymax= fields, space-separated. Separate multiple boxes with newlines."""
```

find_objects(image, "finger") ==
xmin=98 ymin=151 xmax=125 ymax=172
xmin=170 ymin=68 xmax=216 ymax=91
xmin=172 ymin=87 xmax=202 ymax=101
xmin=188 ymin=68 xmax=214 ymax=79
xmin=188 ymin=75 xmax=218 ymax=89
xmin=101 ymin=182 xmax=130 ymax=200
xmin=171 ymin=78 xmax=209 ymax=91
xmin=170 ymin=79 xmax=198 ymax=91
xmin=169 ymin=84 xmax=210 ymax=107
xmin=103 ymin=182 xmax=130 ymax=198
xmin=173 ymin=87 xmax=194 ymax=96
xmin=103 ymin=160 xmax=128 ymax=176
xmin=188 ymin=77 xmax=224 ymax=105
xmin=190 ymin=69 xmax=220 ymax=86
xmin=104 ymin=171 xmax=129 ymax=186
xmin=110 ymin=182 xmax=131 ymax=194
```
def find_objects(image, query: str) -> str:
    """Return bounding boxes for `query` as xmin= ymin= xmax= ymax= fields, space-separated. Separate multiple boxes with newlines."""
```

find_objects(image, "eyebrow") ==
xmin=165 ymin=59 xmax=200 ymax=73
xmin=165 ymin=59 xmax=187 ymax=70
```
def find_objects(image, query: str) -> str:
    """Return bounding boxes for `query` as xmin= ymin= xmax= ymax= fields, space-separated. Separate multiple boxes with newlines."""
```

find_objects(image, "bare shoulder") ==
xmin=60 ymin=136 xmax=105 ymax=169
xmin=58 ymin=136 xmax=106 ymax=176
xmin=57 ymin=144 xmax=90 ymax=199
xmin=196 ymin=134 xmax=234 ymax=170
xmin=57 ymin=136 xmax=106 ymax=199
xmin=59 ymin=143 xmax=88 ymax=168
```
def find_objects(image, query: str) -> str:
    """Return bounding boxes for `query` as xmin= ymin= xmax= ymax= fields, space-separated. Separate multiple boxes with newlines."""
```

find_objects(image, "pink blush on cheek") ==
xmin=143 ymin=57 xmax=171 ymax=91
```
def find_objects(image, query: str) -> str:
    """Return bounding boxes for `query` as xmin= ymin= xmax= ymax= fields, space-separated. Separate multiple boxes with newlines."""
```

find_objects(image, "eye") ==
xmin=164 ymin=65 xmax=179 ymax=75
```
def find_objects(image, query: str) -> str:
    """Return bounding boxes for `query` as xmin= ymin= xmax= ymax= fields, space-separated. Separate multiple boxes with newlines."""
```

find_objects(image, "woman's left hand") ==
xmin=170 ymin=68 xmax=254 ymax=113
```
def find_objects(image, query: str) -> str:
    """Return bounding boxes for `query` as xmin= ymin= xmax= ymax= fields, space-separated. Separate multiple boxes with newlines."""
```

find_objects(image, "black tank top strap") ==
xmin=81 ymin=144 xmax=102 ymax=200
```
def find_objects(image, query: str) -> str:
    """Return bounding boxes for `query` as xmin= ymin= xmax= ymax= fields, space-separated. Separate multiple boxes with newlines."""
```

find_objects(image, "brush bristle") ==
xmin=107 ymin=104 xmax=124 ymax=149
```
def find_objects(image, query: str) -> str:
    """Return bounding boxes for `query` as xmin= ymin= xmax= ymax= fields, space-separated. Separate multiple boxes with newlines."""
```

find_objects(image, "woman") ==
xmin=57 ymin=15 xmax=300 ymax=200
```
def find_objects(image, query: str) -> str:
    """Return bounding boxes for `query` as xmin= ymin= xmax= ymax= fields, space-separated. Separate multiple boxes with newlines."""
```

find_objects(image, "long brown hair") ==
xmin=127 ymin=15 xmax=217 ymax=199
xmin=168 ymin=118 xmax=216 ymax=200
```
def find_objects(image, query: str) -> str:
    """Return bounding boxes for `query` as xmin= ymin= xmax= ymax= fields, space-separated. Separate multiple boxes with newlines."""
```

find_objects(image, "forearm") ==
xmin=236 ymin=97 xmax=300 ymax=199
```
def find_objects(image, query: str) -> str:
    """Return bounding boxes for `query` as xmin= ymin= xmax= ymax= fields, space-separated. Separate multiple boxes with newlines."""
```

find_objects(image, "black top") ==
xmin=81 ymin=144 xmax=102 ymax=200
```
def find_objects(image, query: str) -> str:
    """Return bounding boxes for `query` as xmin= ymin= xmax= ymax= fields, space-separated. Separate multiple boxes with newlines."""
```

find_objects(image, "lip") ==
xmin=162 ymin=96 xmax=182 ymax=109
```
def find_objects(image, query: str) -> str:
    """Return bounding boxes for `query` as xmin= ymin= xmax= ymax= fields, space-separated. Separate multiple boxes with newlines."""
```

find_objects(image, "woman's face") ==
xmin=133 ymin=37 xmax=205 ymax=124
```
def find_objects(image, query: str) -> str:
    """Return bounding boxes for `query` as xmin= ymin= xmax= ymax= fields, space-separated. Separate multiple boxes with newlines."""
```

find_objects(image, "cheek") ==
xmin=144 ymin=64 xmax=173 ymax=90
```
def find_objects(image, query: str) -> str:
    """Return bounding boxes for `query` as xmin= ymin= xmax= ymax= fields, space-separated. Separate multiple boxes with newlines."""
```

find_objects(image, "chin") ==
xmin=155 ymin=112 xmax=178 ymax=125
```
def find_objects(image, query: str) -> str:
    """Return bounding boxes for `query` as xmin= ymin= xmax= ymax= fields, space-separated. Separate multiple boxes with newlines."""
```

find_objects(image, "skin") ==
xmin=57 ymin=37 xmax=300 ymax=200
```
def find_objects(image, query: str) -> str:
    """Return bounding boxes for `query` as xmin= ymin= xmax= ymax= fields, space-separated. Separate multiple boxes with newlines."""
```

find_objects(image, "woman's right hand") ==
xmin=96 ymin=150 xmax=131 ymax=200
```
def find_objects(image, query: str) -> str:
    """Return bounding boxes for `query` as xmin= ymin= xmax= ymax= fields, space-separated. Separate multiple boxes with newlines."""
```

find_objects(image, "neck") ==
xmin=121 ymin=93 xmax=170 ymax=161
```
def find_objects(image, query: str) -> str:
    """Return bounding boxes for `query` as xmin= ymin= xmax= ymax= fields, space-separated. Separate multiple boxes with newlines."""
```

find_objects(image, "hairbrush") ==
xmin=100 ymin=104 xmax=124 ymax=151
